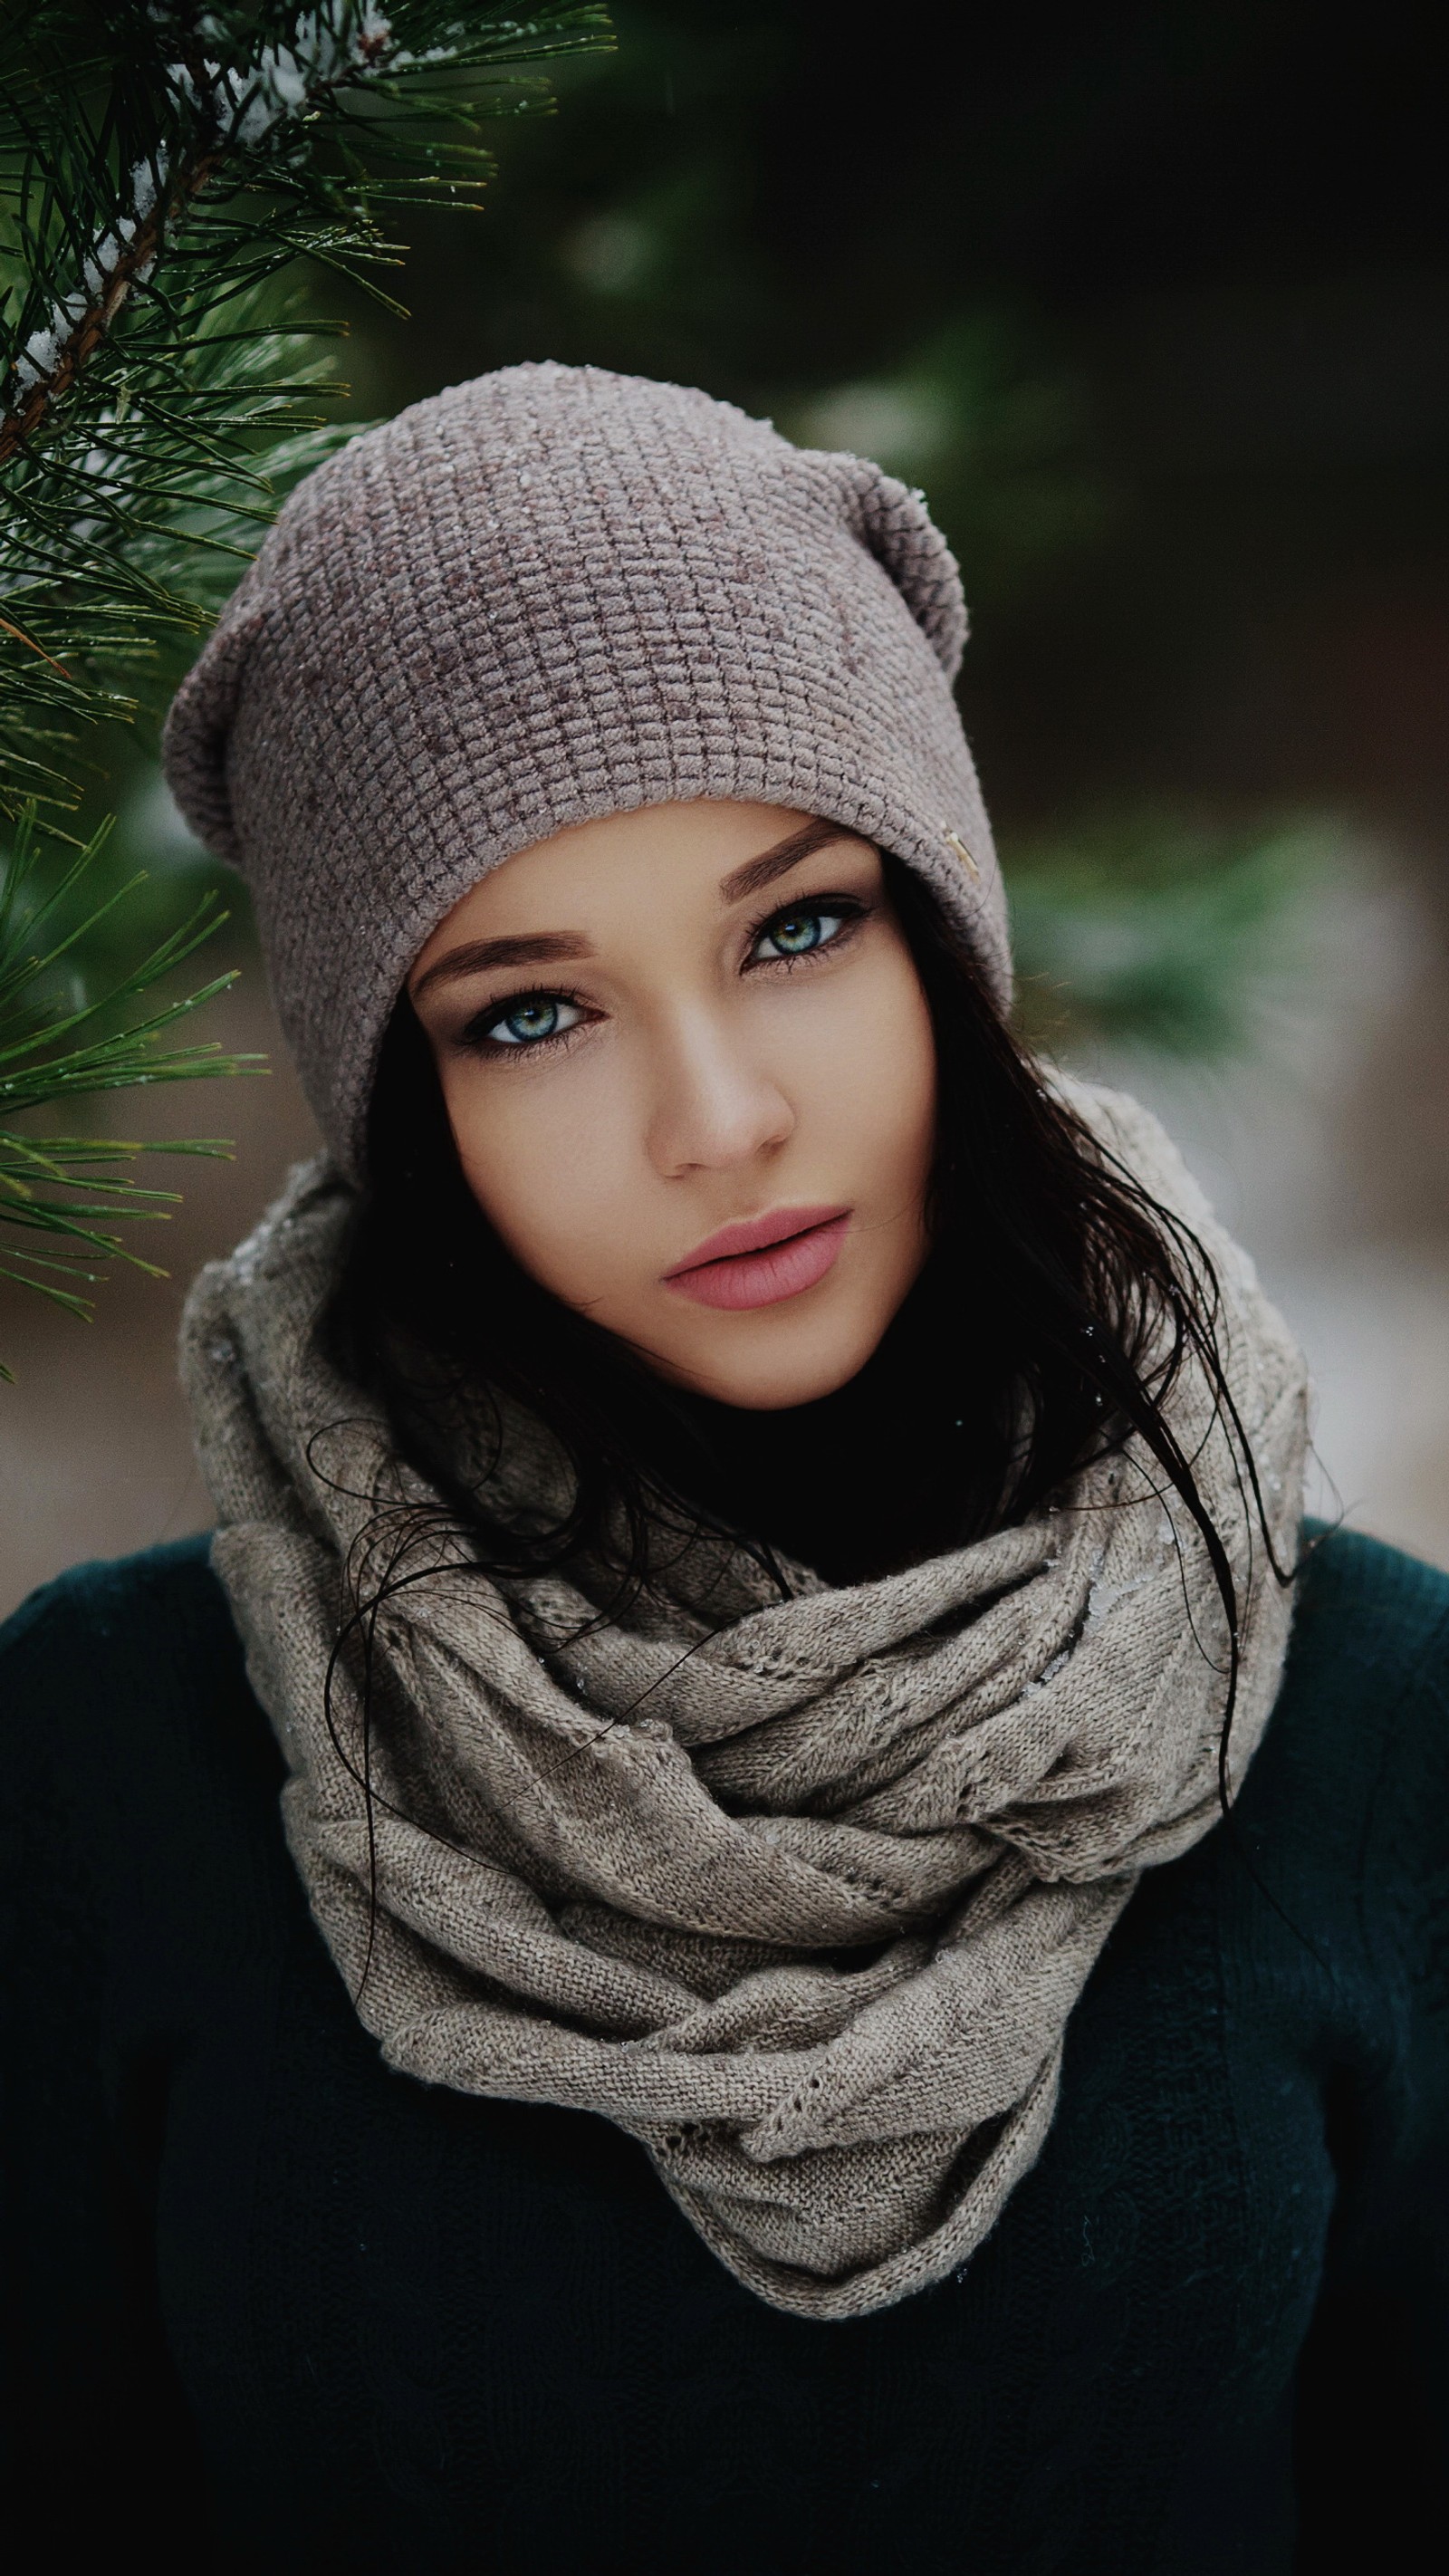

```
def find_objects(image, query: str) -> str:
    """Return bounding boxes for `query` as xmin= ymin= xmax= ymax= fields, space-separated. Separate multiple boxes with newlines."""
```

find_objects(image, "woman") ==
xmin=4 ymin=364 xmax=1445 ymax=2571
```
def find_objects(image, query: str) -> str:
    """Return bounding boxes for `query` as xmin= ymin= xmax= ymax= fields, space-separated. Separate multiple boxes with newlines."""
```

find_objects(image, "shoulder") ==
xmin=0 ymin=1534 xmax=280 ymax=1824
xmin=1273 ymin=1523 xmax=1449 ymax=1766
xmin=1 ymin=1531 xmax=243 ymax=1699
xmin=1241 ymin=1523 xmax=1449 ymax=1912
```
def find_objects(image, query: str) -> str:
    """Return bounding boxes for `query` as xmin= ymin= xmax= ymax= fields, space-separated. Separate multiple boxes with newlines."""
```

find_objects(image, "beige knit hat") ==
xmin=163 ymin=361 xmax=1006 ymax=1177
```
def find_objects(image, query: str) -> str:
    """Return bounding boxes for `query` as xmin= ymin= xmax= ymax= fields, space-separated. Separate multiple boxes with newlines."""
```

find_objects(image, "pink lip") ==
xmin=663 ymin=1205 xmax=851 ymax=1312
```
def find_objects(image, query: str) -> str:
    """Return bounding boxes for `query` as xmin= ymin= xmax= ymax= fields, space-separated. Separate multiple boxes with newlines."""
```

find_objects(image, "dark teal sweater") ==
xmin=3 ymin=1527 xmax=1447 ymax=2573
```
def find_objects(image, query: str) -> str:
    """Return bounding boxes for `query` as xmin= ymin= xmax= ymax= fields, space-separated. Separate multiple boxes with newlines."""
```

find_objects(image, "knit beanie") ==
xmin=163 ymin=360 xmax=1007 ymax=1178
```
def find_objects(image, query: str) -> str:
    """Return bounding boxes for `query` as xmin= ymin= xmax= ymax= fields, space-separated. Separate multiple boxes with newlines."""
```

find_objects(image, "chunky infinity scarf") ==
xmin=182 ymin=1082 xmax=1307 ymax=2319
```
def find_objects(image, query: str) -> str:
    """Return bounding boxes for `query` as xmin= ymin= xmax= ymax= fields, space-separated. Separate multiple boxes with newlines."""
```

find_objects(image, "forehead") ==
xmin=412 ymin=800 xmax=867 ymax=971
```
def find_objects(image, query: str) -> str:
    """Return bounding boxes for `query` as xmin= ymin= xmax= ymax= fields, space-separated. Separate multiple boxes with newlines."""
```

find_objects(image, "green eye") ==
xmin=750 ymin=896 xmax=861 ymax=967
xmin=485 ymin=994 xmax=581 ymax=1047
xmin=766 ymin=909 xmax=826 ymax=956
xmin=503 ymin=999 xmax=559 ymax=1041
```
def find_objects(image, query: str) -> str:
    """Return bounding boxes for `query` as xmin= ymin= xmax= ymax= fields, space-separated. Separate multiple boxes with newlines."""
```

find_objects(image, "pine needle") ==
xmin=0 ymin=5 xmax=612 ymax=1370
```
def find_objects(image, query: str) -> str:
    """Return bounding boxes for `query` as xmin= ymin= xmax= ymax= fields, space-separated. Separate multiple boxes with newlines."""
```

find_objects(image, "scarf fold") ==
xmin=182 ymin=1081 xmax=1308 ymax=2319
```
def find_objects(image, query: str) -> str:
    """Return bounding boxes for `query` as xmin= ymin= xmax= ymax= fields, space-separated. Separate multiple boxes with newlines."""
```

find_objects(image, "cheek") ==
xmin=438 ymin=1055 xmax=640 ymax=1298
xmin=788 ymin=947 xmax=936 ymax=1187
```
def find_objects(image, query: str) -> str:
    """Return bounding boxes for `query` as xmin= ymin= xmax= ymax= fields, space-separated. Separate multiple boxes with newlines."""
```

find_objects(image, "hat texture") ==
xmin=163 ymin=361 xmax=1005 ymax=1176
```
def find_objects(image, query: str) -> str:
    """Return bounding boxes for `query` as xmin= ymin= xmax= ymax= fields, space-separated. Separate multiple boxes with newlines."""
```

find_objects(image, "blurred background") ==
xmin=4 ymin=0 xmax=1446 ymax=1615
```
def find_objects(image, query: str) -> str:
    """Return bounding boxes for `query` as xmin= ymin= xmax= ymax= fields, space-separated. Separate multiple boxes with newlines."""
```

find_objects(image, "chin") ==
xmin=664 ymin=1310 xmax=895 ymax=1413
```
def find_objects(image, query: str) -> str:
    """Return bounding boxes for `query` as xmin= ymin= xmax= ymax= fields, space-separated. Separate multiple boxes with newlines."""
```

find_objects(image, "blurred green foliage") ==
xmin=0 ymin=3 xmax=609 ymax=805
xmin=315 ymin=0 xmax=1340 ymax=1070
xmin=23 ymin=0 xmax=1351 ymax=1078
xmin=0 ymin=809 xmax=263 ymax=1364
xmin=0 ymin=3 xmax=609 ymax=1350
xmin=1007 ymin=813 xmax=1338 ymax=1058
xmin=780 ymin=318 xmax=1117 ymax=617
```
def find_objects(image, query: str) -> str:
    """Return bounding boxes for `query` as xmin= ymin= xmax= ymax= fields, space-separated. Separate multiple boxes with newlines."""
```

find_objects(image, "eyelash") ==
xmin=459 ymin=985 xmax=592 ymax=1060
xmin=744 ymin=889 xmax=869 ymax=969
xmin=459 ymin=890 xmax=871 ymax=1060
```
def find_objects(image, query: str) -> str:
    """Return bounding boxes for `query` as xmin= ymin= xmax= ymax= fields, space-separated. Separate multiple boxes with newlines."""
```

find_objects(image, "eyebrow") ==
xmin=717 ymin=818 xmax=859 ymax=905
xmin=410 ymin=928 xmax=594 ymax=1000
xmin=410 ymin=818 xmax=861 ymax=1001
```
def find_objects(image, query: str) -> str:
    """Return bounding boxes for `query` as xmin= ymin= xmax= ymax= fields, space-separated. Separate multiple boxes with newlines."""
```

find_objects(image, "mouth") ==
xmin=663 ymin=1205 xmax=851 ymax=1312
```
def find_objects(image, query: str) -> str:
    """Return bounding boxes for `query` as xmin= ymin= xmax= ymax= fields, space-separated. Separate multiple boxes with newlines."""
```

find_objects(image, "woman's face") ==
xmin=408 ymin=800 xmax=937 ymax=1409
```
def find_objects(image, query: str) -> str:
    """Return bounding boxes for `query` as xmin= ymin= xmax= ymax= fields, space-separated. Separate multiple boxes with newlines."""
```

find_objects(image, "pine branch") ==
xmin=0 ymin=1 xmax=613 ymax=806
xmin=0 ymin=806 xmax=264 ymax=1371
xmin=0 ymin=4 xmax=610 ymax=1366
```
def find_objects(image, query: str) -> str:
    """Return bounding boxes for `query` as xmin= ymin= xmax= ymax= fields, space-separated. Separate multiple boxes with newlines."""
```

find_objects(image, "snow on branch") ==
xmin=1 ymin=4 xmax=464 ymax=456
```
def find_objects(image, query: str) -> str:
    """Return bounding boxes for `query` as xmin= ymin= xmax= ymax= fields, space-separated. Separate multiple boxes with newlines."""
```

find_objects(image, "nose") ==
xmin=645 ymin=1004 xmax=795 ymax=1178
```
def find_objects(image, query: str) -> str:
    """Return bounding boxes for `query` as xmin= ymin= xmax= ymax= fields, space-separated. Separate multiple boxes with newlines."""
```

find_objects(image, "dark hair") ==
xmin=327 ymin=856 xmax=1283 ymax=1804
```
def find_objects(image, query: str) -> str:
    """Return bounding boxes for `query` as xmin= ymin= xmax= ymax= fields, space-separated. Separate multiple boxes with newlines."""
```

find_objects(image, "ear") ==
xmin=833 ymin=456 xmax=968 ymax=682
xmin=161 ymin=585 xmax=269 ymax=866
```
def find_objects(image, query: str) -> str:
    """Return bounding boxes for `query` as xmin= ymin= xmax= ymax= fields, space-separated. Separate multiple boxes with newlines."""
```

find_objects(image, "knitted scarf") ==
xmin=182 ymin=1081 xmax=1308 ymax=2321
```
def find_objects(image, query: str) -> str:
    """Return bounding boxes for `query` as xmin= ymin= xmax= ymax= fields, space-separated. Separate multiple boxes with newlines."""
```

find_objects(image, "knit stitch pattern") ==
xmin=180 ymin=1084 xmax=1307 ymax=2320
xmin=162 ymin=362 xmax=1003 ymax=1176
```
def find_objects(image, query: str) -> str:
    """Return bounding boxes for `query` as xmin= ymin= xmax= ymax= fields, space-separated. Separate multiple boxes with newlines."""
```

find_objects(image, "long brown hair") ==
xmin=328 ymin=857 xmax=1283 ymax=1804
